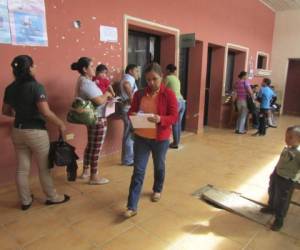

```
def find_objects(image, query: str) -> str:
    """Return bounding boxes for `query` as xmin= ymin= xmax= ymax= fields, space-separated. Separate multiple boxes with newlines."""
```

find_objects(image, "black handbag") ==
xmin=49 ymin=135 xmax=78 ymax=167
xmin=244 ymin=82 xmax=256 ymax=113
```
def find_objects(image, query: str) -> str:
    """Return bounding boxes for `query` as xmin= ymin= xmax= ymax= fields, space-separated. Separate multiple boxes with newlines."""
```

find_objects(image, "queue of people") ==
xmin=233 ymin=71 xmax=278 ymax=136
xmin=1 ymin=55 xmax=185 ymax=217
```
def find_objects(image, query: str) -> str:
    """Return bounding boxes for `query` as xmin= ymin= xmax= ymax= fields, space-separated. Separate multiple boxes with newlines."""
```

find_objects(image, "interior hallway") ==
xmin=0 ymin=116 xmax=300 ymax=250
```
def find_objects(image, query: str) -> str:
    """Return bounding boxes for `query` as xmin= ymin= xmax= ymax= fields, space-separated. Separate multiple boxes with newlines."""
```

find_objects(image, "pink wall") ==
xmin=0 ymin=0 xmax=274 ymax=184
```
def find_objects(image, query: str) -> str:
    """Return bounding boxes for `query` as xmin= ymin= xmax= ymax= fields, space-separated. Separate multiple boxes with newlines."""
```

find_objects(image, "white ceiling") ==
xmin=260 ymin=0 xmax=300 ymax=11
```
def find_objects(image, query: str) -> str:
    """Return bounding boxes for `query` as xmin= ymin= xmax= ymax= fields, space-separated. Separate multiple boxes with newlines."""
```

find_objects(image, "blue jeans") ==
xmin=121 ymin=107 xmax=134 ymax=165
xmin=172 ymin=99 xmax=186 ymax=146
xmin=127 ymin=135 xmax=169 ymax=211
xmin=236 ymin=100 xmax=248 ymax=133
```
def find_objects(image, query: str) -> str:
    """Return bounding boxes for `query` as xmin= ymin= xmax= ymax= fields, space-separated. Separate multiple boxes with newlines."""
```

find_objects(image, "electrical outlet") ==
xmin=66 ymin=133 xmax=75 ymax=141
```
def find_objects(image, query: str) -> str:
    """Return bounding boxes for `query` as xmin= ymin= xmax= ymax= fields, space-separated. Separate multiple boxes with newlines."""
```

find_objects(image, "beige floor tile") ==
xmin=138 ymin=209 xmax=208 ymax=244
xmin=4 ymin=208 xmax=68 ymax=246
xmin=0 ymin=226 xmax=20 ymax=250
xmin=280 ymin=213 xmax=300 ymax=239
xmin=246 ymin=228 xmax=299 ymax=250
xmin=71 ymin=209 xmax=135 ymax=246
xmin=24 ymin=227 xmax=96 ymax=250
xmin=101 ymin=226 xmax=169 ymax=250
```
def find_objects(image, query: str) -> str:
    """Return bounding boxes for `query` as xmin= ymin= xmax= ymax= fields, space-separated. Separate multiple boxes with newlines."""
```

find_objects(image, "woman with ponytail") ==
xmin=71 ymin=57 xmax=112 ymax=185
xmin=2 ymin=55 xmax=70 ymax=210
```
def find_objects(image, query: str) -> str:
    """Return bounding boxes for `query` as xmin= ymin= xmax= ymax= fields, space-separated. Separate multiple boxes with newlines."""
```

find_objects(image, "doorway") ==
xmin=179 ymin=48 xmax=189 ymax=130
xmin=128 ymin=30 xmax=160 ymax=89
xmin=204 ymin=46 xmax=213 ymax=125
xmin=283 ymin=59 xmax=300 ymax=115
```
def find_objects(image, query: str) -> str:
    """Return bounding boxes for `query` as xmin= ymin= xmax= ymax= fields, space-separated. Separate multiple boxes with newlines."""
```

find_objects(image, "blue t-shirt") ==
xmin=258 ymin=86 xmax=275 ymax=109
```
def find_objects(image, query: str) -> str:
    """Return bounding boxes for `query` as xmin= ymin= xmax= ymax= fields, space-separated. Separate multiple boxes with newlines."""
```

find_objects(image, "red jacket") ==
xmin=129 ymin=84 xmax=178 ymax=141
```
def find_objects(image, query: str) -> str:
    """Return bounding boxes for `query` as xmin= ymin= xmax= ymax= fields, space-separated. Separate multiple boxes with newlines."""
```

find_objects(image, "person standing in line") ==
xmin=71 ymin=57 xmax=112 ymax=184
xmin=233 ymin=71 xmax=253 ymax=134
xmin=2 ymin=55 xmax=70 ymax=210
xmin=93 ymin=64 xmax=115 ymax=96
xmin=120 ymin=64 xmax=139 ymax=166
xmin=165 ymin=64 xmax=186 ymax=149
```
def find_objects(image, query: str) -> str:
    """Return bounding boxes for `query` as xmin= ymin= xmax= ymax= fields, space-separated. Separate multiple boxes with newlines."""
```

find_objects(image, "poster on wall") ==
xmin=100 ymin=25 xmax=118 ymax=43
xmin=0 ymin=0 xmax=11 ymax=44
xmin=8 ymin=0 xmax=48 ymax=46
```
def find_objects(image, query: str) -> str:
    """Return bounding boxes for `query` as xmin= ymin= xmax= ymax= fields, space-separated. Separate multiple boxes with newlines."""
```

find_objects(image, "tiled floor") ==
xmin=1 ymin=116 xmax=300 ymax=250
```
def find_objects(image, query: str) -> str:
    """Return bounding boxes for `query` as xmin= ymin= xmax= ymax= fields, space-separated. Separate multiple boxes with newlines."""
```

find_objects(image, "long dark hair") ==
xmin=11 ymin=55 xmax=35 ymax=83
xmin=71 ymin=57 xmax=92 ymax=75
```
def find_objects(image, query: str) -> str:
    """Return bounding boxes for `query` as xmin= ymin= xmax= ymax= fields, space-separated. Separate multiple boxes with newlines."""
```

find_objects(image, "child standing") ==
xmin=93 ymin=64 xmax=115 ymax=96
xmin=261 ymin=125 xmax=300 ymax=231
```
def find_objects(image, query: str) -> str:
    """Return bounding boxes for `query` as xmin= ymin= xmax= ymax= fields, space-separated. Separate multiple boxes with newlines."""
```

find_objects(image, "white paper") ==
xmin=100 ymin=25 xmax=118 ymax=43
xmin=130 ymin=113 xmax=155 ymax=129
xmin=0 ymin=0 xmax=11 ymax=44
xmin=105 ymin=102 xmax=115 ymax=117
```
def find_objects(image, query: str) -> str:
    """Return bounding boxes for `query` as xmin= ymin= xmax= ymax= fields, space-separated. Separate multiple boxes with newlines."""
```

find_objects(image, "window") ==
xmin=256 ymin=52 xmax=268 ymax=70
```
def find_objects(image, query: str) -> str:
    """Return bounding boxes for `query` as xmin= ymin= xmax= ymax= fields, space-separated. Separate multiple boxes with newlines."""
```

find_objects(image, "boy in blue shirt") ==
xmin=253 ymin=78 xmax=276 ymax=136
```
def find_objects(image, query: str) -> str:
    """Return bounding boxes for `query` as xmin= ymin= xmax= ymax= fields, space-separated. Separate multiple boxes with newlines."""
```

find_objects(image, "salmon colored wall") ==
xmin=283 ymin=60 xmax=300 ymax=115
xmin=0 ymin=0 xmax=274 ymax=184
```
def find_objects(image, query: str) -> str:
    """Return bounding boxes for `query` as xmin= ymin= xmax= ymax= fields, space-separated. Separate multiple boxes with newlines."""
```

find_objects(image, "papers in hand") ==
xmin=104 ymin=97 xmax=120 ymax=117
xmin=130 ymin=113 xmax=155 ymax=129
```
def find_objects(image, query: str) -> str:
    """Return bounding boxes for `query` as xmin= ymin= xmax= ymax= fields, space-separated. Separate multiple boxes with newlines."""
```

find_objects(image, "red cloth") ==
xmin=93 ymin=76 xmax=110 ymax=93
xmin=129 ymin=84 xmax=178 ymax=141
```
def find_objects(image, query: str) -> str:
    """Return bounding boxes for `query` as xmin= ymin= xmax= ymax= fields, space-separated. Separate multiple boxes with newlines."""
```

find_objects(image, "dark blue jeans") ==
xmin=127 ymin=135 xmax=169 ymax=211
xmin=172 ymin=99 xmax=186 ymax=146
xmin=121 ymin=107 xmax=134 ymax=165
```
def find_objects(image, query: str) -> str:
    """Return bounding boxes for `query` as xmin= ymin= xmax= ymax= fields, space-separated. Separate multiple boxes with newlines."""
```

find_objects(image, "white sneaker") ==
xmin=79 ymin=172 xmax=90 ymax=180
xmin=89 ymin=177 xmax=110 ymax=185
xmin=124 ymin=209 xmax=137 ymax=218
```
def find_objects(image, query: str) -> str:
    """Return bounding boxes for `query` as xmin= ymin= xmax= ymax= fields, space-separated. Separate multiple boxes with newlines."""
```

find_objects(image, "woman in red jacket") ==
xmin=124 ymin=63 xmax=178 ymax=218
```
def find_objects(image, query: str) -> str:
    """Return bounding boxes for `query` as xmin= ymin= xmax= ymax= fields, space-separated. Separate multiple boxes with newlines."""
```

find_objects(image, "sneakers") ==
xmin=89 ymin=177 xmax=110 ymax=185
xmin=260 ymin=207 xmax=274 ymax=214
xmin=124 ymin=209 xmax=137 ymax=218
xmin=79 ymin=172 xmax=90 ymax=180
xmin=271 ymin=217 xmax=284 ymax=231
xmin=151 ymin=192 xmax=161 ymax=202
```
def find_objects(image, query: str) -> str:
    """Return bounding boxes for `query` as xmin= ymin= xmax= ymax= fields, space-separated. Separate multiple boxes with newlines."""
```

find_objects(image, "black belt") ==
xmin=14 ymin=123 xmax=46 ymax=130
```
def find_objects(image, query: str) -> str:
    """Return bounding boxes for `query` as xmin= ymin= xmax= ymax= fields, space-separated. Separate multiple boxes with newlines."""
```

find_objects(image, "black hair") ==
xmin=238 ymin=71 xmax=247 ymax=79
xmin=125 ymin=64 xmax=137 ymax=74
xmin=144 ymin=62 xmax=163 ymax=77
xmin=11 ymin=55 xmax=35 ymax=83
xmin=71 ymin=57 xmax=92 ymax=75
xmin=263 ymin=78 xmax=271 ymax=86
xmin=96 ymin=64 xmax=108 ymax=74
xmin=166 ymin=64 xmax=177 ymax=73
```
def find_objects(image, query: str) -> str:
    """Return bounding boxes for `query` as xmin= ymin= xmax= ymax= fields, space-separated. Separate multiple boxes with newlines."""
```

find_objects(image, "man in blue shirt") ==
xmin=253 ymin=78 xmax=276 ymax=136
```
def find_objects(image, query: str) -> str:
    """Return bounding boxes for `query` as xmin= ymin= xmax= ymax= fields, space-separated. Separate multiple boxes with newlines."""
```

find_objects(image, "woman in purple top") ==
xmin=234 ymin=71 xmax=253 ymax=134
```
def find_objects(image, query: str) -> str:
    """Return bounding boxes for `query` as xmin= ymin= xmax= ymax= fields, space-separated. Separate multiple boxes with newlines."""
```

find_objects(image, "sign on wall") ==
xmin=100 ymin=25 xmax=118 ymax=43
xmin=180 ymin=33 xmax=195 ymax=48
xmin=0 ymin=0 xmax=11 ymax=44
xmin=8 ymin=0 xmax=48 ymax=46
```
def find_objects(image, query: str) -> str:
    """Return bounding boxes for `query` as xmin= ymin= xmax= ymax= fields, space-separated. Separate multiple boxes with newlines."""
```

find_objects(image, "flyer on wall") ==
xmin=0 ymin=0 xmax=11 ymax=44
xmin=8 ymin=0 xmax=48 ymax=46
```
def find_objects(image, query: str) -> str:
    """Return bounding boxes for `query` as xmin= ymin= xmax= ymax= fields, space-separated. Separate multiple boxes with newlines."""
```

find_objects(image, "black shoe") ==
xmin=260 ymin=207 xmax=274 ymax=214
xmin=21 ymin=195 xmax=34 ymax=211
xmin=169 ymin=143 xmax=179 ymax=149
xmin=271 ymin=218 xmax=283 ymax=231
xmin=123 ymin=162 xmax=134 ymax=167
xmin=235 ymin=131 xmax=246 ymax=134
xmin=45 ymin=194 xmax=70 ymax=205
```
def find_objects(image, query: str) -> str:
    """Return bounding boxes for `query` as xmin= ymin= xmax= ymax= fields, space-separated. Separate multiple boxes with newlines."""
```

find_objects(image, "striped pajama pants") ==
xmin=83 ymin=117 xmax=107 ymax=174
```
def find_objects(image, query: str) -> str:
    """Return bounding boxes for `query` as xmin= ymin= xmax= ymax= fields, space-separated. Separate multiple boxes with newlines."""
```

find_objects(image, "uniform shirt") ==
xmin=3 ymin=80 xmax=47 ymax=129
xmin=276 ymin=146 xmax=300 ymax=183
xmin=258 ymin=86 xmax=275 ymax=109
xmin=165 ymin=75 xmax=183 ymax=100
xmin=76 ymin=76 xmax=105 ymax=117
xmin=120 ymin=74 xmax=138 ymax=102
